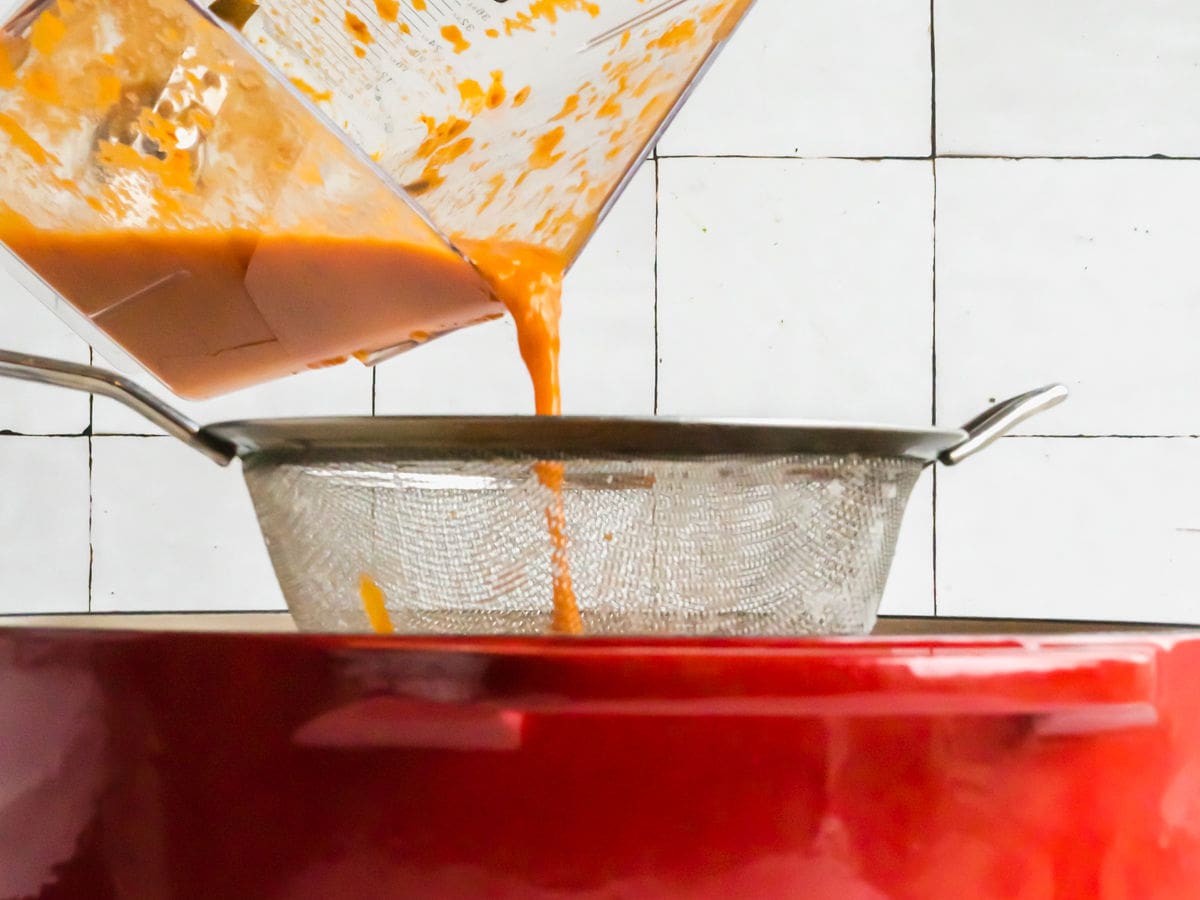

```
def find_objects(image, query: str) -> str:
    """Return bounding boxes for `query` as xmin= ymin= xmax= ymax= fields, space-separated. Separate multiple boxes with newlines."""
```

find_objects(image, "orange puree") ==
xmin=359 ymin=574 xmax=396 ymax=634
xmin=0 ymin=222 xmax=495 ymax=398
xmin=440 ymin=25 xmax=470 ymax=54
xmin=534 ymin=459 xmax=582 ymax=634
xmin=373 ymin=0 xmax=400 ymax=23
xmin=344 ymin=11 xmax=373 ymax=44
xmin=455 ymin=240 xmax=565 ymax=416
xmin=456 ymin=239 xmax=583 ymax=635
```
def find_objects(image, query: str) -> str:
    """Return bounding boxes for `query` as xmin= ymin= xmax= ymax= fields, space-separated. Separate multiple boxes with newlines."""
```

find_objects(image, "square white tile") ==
xmin=936 ymin=158 xmax=1200 ymax=436
xmin=91 ymin=437 xmax=284 ymax=612
xmin=0 ymin=437 xmax=89 ymax=613
xmin=376 ymin=163 xmax=657 ymax=416
xmin=374 ymin=317 xmax=533 ymax=415
xmin=659 ymin=0 xmax=932 ymax=158
xmin=936 ymin=0 xmax=1200 ymax=156
xmin=937 ymin=437 xmax=1200 ymax=624
xmin=657 ymin=157 xmax=933 ymax=423
xmin=878 ymin=471 xmax=935 ymax=616
xmin=0 ymin=267 xmax=91 ymax=436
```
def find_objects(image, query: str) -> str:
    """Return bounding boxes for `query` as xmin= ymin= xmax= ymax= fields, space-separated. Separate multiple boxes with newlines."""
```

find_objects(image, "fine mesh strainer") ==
xmin=0 ymin=349 xmax=1066 ymax=636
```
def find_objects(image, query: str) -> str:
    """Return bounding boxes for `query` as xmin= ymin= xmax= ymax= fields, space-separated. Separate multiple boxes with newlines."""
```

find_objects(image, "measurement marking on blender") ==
xmin=404 ymin=6 xmax=436 ymax=30
xmin=259 ymin=4 xmax=346 ymax=66
xmin=346 ymin=0 xmax=414 ymax=58
xmin=313 ymin=16 xmax=364 ymax=68
xmin=89 ymin=272 xmax=192 ymax=319
xmin=347 ymin=0 xmax=384 ymax=40
xmin=396 ymin=7 xmax=422 ymax=33
xmin=284 ymin=14 xmax=353 ymax=69
xmin=581 ymin=0 xmax=693 ymax=51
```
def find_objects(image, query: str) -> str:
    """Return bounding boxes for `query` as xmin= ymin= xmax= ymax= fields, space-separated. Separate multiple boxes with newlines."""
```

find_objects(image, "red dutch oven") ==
xmin=2 ymin=624 xmax=1199 ymax=899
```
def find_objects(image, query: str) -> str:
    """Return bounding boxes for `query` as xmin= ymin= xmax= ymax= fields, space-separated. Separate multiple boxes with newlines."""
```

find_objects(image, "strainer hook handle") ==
xmin=0 ymin=349 xmax=236 ymax=466
xmin=941 ymin=384 xmax=1068 ymax=466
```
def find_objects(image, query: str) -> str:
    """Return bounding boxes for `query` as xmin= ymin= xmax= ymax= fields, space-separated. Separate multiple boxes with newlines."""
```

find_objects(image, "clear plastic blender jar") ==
xmin=0 ymin=0 xmax=753 ymax=397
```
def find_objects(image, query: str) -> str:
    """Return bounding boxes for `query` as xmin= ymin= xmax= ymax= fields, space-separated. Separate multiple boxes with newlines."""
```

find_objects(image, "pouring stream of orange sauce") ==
xmin=359 ymin=573 xmax=396 ymax=634
xmin=456 ymin=240 xmax=583 ymax=635
xmin=359 ymin=240 xmax=582 ymax=636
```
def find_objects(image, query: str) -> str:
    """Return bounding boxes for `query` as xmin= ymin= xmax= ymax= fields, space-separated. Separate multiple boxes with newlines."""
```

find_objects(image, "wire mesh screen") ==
xmin=242 ymin=453 xmax=924 ymax=636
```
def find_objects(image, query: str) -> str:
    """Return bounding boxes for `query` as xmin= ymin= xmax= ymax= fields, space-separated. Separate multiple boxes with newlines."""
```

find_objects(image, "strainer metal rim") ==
xmin=0 ymin=348 xmax=1067 ymax=468
xmin=204 ymin=416 xmax=968 ymax=463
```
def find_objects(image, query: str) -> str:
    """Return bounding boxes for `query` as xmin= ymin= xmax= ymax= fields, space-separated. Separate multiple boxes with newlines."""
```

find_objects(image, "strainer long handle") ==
xmin=942 ymin=384 xmax=1069 ymax=466
xmin=0 ymin=349 xmax=236 ymax=465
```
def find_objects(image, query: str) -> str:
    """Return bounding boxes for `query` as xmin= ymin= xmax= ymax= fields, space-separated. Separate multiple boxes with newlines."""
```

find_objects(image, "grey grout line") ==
xmin=0 ymin=432 xmax=92 ymax=438
xmin=930 ymin=170 xmax=938 ymax=430
xmin=931 ymin=164 xmax=938 ymax=615
xmin=657 ymin=154 xmax=935 ymax=161
xmin=939 ymin=154 xmax=1200 ymax=162
xmin=655 ymin=153 xmax=1200 ymax=162
xmin=87 ymin=428 xmax=93 ymax=614
xmin=930 ymin=0 xmax=938 ymax=617
xmin=652 ymin=157 xmax=662 ymax=417
xmin=0 ymin=433 xmax=171 ymax=438
xmin=929 ymin=0 xmax=937 ymax=159
xmin=87 ymin=350 xmax=94 ymax=614
xmin=1006 ymin=433 xmax=1200 ymax=440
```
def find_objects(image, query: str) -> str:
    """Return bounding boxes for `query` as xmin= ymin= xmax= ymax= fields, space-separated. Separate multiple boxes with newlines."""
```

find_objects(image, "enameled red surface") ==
xmin=2 ymin=629 xmax=1199 ymax=898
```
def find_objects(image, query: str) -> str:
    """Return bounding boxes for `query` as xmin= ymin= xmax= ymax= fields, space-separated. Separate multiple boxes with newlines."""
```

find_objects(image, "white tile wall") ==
xmin=2 ymin=2 xmax=1199 ymax=625
xmin=658 ymin=0 xmax=933 ymax=158
xmin=90 ymin=438 xmax=283 ymax=612
xmin=937 ymin=438 xmax=1200 ymax=624
xmin=0 ymin=267 xmax=90 ymax=436
xmin=936 ymin=159 xmax=1200 ymax=437
xmin=0 ymin=437 xmax=89 ymax=613
xmin=656 ymin=157 xmax=933 ymax=423
xmin=936 ymin=0 xmax=1200 ymax=157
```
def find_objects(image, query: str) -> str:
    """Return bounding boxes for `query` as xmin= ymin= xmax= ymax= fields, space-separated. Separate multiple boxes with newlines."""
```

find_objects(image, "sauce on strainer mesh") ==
xmin=456 ymin=240 xmax=582 ymax=634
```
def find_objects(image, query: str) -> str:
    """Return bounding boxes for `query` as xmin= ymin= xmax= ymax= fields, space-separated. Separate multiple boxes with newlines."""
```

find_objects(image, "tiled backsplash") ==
xmin=2 ymin=0 xmax=1199 ymax=623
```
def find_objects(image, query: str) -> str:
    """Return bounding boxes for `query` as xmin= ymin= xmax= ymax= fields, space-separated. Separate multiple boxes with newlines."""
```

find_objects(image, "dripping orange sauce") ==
xmin=356 ymin=240 xmax=583 ymax=636
xmin=457 ymin=240 xmax=582 ymax=635
xmin=358 ymin=574 xmax=396 ymax=634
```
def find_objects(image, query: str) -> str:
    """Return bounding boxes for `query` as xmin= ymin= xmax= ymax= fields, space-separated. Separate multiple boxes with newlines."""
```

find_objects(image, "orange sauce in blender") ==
xmin=0 ymin=221 xmax=498 ymax=399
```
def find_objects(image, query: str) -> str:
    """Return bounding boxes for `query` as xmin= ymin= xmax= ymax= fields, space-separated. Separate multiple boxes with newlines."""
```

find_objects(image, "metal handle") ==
xmin=0 ymin=350 xmax=237 ymax=466
xmin=941 ymin=384 xmax=1069 ymax=466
